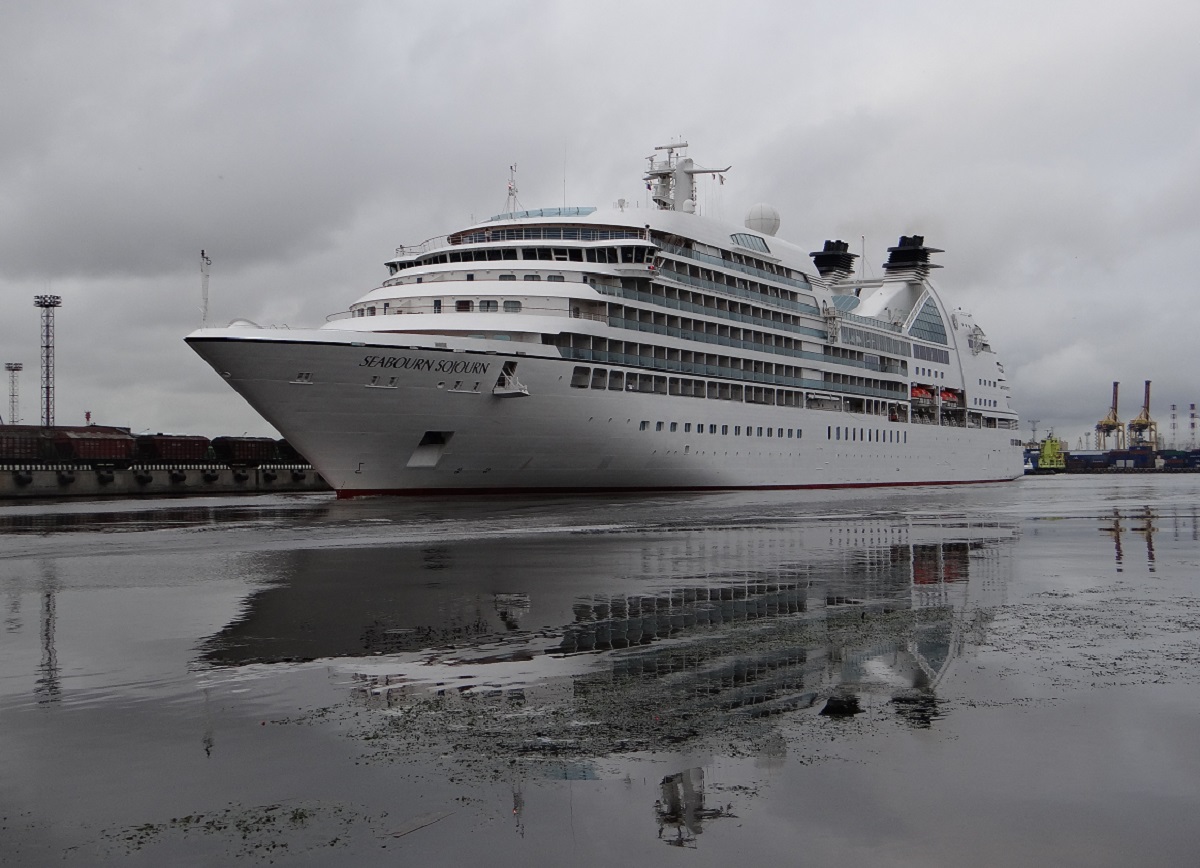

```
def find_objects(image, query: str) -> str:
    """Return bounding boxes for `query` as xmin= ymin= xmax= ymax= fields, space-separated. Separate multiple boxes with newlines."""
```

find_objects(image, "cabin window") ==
xmin=499 ymin=274 xmax=516 ymax=281
xmin=670 ymin=422 xmax=677 ymax=432
xmin=432 ymin=299 xmax=441 ymax=313
xmin=655 ymin=422 xmax=664 ymax=431
xmin=466 ymin=274 xmax=474 ymax=281
xmin=523 ymin=275 xmax=541 ymax=281
xmin=607 ymin=370 xmax=624 ymax=391
xmin=456 ymin=300 xmax=474 ymax=312
xmin=504 ymin=300 xmax=522 ymax=312
xmin=480 ymin=300 xmax=498 ymax=312
xmin=571 ymin=366 xmax=590 ymax=388
xmin=639 ymin=421 xmax=649 ymax=431
xmin=547 ymin=275 xmax=566 ymax=282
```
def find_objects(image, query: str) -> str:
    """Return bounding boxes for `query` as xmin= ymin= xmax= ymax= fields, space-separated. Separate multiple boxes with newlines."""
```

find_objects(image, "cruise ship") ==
xmin=186 ymin=143 xmax=1023 ymax=496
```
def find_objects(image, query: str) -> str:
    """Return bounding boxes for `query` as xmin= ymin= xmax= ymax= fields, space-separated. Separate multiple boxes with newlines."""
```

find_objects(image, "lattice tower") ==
xmin=34 ymin=295 xmax=61 ymax=427
xmin=4 ymin=362 xmax=22 ymax=424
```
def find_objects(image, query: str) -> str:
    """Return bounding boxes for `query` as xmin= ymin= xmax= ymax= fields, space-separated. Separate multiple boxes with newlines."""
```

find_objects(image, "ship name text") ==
xmin=358 ymin=355 xmax=490 ymax=375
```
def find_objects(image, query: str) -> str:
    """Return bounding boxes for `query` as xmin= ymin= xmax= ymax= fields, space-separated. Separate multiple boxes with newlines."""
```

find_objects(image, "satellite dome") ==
xmin=745 ymin=203 xmax=781 ymax=236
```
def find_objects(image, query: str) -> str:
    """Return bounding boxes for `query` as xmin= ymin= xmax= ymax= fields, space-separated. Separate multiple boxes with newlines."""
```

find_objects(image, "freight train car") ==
xmin=210 ymin=436 xmax=279 ymax=467
xmin=0 ymin=426 xmax=48 ymax=462
xmin=275 ymin=439 xmax=308 ymax=464
xmin=135 ymin=434 xmax=213 ymax=463
xmin=51 ymin=427 xmax=137 ymax=467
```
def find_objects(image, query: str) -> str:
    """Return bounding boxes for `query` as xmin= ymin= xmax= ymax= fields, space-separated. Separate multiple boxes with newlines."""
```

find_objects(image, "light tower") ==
xmin=34 ymin=295 xmax=62 ymax=428
xmin=5 ymin=363 xmax=22 ymax=424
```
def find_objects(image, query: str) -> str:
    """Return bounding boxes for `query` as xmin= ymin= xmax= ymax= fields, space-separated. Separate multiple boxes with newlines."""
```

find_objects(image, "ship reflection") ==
xmin=198 ymin=516 xmax=1015 ymax=750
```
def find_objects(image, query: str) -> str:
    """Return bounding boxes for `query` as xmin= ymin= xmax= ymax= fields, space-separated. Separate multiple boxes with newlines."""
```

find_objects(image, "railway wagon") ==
xmin=210 ymin=436 xmax=279 ymax=466
xmin=0 ymin=426 xmax=48 ymax=462
xmin=52 ymin=427 xmax=137 ymax=466
xmin=275 ymin=439 xmax=308 ymax=463
xmin=136 ymin=434 xmax=213 ymax=462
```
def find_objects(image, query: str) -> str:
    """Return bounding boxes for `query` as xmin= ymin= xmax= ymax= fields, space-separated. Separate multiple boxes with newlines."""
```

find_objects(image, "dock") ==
xmin=1 ymin=464 xmax=329 ymax=499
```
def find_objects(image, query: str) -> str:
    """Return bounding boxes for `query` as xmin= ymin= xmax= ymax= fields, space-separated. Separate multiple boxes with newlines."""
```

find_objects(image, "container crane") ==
xmin=1127 ymin=380 xmax=1159 ymax=448
xmin=1095 ymin=381 xmax=1126 ymax=450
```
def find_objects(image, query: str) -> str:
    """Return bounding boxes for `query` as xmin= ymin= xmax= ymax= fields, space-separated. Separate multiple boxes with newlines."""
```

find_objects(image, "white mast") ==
xmin=643 ymin=143 xmax=730 ymax=212
xmin=200 ymin=249 xmax=212 ymax=325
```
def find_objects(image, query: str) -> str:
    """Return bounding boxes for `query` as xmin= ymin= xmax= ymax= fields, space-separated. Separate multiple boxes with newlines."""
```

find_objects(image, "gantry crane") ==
xmin=1095 ymin=381 xmax=1126 ymax=450
xmin=1127 ymin=380 xmax=1159 ymax=448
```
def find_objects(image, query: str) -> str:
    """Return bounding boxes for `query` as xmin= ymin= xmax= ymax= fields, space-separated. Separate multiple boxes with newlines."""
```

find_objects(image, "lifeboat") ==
xmin=940 ymin=389 xmax=959 ymax=403
xmin=911 ymin=386 xmax=933 ymax=401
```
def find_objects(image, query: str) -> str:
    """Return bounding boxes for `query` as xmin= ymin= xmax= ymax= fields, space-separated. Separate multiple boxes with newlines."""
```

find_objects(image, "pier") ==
xmin=1 ymin=463 xmax=329 ymax=499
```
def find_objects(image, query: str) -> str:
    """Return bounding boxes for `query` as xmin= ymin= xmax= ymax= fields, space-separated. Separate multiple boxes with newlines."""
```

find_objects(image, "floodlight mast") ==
xmin=5 ymin=362 xmax=23 ymax=425
xmin=34 ymin=295 xmax=62 ymax=427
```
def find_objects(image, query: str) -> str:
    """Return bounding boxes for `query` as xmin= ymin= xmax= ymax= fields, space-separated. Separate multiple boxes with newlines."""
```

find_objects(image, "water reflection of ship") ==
xmin=199 ymin=520 xmax=1013 ymax=734
xmin=552 ymin=532 xmax=1006 ymax=729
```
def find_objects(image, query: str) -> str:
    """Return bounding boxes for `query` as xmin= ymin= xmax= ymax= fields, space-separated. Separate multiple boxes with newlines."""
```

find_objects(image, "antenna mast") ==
xmin=200 ymin=249 xmax=212 ymax=325
xmin=504 ymin=164 xmax=523 ymax=215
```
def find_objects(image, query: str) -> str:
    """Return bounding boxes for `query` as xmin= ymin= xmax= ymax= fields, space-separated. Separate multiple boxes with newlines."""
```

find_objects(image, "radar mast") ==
xmin=643 ymin=142 xmax=730 ymax=212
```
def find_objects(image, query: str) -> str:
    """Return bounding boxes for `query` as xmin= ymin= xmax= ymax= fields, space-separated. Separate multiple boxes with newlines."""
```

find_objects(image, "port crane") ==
xmin=1127 ymin=380 xmax=1159 ymax=448
xmin=1095 ymin=381 xmax=1126 ymax=450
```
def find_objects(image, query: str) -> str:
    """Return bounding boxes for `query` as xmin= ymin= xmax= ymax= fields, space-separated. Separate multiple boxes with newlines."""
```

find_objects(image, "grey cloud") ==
xmin=3 ymin=0 xmax=1200 ymax=441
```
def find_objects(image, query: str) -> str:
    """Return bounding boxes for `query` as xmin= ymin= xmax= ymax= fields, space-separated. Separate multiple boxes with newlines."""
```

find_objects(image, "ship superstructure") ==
xmin=187 ymin=144 xmax=1022 ymax=495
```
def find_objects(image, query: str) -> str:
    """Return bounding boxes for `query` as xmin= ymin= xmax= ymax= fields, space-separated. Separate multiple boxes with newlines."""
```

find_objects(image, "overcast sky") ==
xmin=2 ymin=0 xmax=1199 ymax=447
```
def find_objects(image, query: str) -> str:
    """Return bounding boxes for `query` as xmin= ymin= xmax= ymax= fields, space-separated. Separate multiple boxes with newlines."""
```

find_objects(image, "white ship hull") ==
xmin=188 ymin=329 xmax=1023 ymax=496
xmin=188 ymin=145 xmax=1023 ymax=496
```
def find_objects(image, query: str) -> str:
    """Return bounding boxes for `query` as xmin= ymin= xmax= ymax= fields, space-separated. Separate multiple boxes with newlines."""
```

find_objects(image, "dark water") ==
xmin=1 ymin=478 xmax=1198 ymax=866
